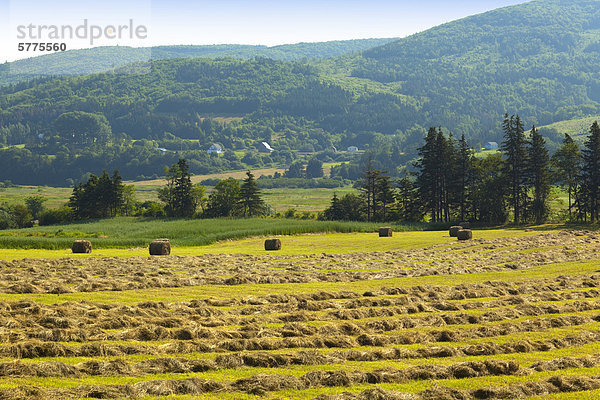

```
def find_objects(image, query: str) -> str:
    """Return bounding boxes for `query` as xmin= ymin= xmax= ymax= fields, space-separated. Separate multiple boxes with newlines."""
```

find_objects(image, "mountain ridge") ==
xmin=0 ymin=38 xmax=398 ymax=86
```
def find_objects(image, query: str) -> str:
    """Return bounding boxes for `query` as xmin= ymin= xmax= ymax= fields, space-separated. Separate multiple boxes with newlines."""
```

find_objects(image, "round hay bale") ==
xmin=449 ymin=226 xmax=463 ymax=237
xmin=457 ymin=229 xmax=473 ymax=241
xmin=149 ymin=239 xmax=171 ymax=256
xmin=264 ymin=239 xmax=281 ymax=251
xmin=378 ymin=227 xmax=393 ymax=237
xmin=72 ymin=240 xmax=92 ymax=254
xmin=460 ymin=221 xmax=471 ymax=229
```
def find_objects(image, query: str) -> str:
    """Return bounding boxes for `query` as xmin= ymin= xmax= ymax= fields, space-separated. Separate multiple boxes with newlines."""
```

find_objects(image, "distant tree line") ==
xmin=324 ymin=117 xmax=600 ymax=225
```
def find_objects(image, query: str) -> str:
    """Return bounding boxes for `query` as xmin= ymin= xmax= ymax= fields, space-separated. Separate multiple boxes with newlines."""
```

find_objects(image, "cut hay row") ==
xmin=1 ymin=230 xmax=600 ymax=399
xmin=0 ymin=231 xmax=598 ymax=295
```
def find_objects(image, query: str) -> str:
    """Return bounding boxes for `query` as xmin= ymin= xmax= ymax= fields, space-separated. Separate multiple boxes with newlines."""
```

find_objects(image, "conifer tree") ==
xmin=580 ymin=122 xmax=600 ymax=222
xmin=501 ymin=114 xmax=529 ymax=224
xmin=396 ymin=172 xmax=423 ymax=222
xmin=456 ymin=134 xmax=473 ymax=222
xmin=110 ymin=170 xmax=124 ymax=217
xmin=374 ymin=174 xmax=395 ymax=222
xmin=239 ymin=170 xmax=267 ymax=217
xmin=324 ymin=193 xmax=344 ymax=220
xmin=416 ymin=127 xmax=443 ymax=222
xmin=158 ymin=159 xmax=197 ymax=218
xmin=527 ymin=126 xmax=550 ymax=224
xmin=358 ymin=156 xmax=383 ymax=222
xmin=551 ymin=134 xmax=581 ymax=219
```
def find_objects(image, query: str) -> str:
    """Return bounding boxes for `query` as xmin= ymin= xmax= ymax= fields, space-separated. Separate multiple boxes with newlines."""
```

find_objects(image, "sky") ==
xmin=0 ymin=0 xmax=530 ymax=62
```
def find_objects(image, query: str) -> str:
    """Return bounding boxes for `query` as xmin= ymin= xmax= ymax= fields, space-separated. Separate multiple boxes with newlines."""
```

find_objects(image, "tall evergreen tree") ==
xmin=580 ymin=122 xmax=600 ymax=222
xmin=324 ymin=193 xmax=344 ymax=221
xmin=374 ymin=174 xmax=395 ymax=222
xmin=396 ymin=172 xmax=423 ymax=222
xmin=358 ymin=156 xmax=383 ymax=222
xmin=110 ymin=170 xmax=124 ymax=217
xmin=238 ymin=171 xmax=267 ymax=217
xmin=158 ymin=159 xmax=197 ymax=218
xmin=456 ymin=134 xmax=473 ymax=222
xmin=471 ymin=154 xmax=508 ymax=224
xmin=96 ymin=171 xmax=113 ymax=218
xmin=527 ymin=126 xmax=550 ymax=224
xmin=551 ymin=134 xmax=581 ymax=219
xmin=501 ymin=114 xmax=529 ymax=224
xmin=415 ymin=127 xmax=443 ymax=222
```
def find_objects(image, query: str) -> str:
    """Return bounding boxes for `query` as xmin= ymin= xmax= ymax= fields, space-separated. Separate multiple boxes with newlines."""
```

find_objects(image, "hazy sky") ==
xmin=1 ymin=0 xmax=530 ymax=62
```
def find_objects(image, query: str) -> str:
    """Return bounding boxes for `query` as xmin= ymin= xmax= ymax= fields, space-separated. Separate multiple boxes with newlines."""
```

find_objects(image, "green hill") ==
xmin=347 ymin=0 xmax=600 ymax=139
xmin=0 ymin=39 xmax=397 ymax=86
xmin=1 ymin=0 xmax=600 ymax=186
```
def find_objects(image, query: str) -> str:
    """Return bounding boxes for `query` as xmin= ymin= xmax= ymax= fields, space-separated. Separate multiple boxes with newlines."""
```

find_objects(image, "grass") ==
xmin=0 ymin=217 xmax=433 ymax=251
xmin=0 ymin=222 xmax=544 ymax=257
xmin=0 ymin=185 xmax=71 ymax=209
xmin=1 ymin=179 xmax=353 ymax=214
xmin=540 ymin=115 xmax=600 ymax=139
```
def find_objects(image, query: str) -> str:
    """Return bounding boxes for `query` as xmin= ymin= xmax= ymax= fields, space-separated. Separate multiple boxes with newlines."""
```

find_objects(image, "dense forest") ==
xmin=0 ymin=0 xmax=599 ymax=185
xmin=351 ymin=0 xmax=600 ymax=138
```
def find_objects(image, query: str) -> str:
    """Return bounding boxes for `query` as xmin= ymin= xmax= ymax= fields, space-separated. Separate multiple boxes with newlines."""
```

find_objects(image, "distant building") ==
xmin=484 ymin=142 xmax=499 ymax=150
xmin=258 ymin=141 xmax=274 ymax=153
xmin=347 ymin=146 xmax=359 ymax=152
xmin=157 ymin=147 xmax=167 ymax=154
xmin=207 ymin=143 xmax=223 ymax=154
xmin=330 ymin=146 xmax=337 ymax=152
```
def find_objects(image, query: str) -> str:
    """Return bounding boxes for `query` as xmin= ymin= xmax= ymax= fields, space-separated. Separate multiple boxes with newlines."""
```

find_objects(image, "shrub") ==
xmin=38 ymin=207 xmax=74 ymax=226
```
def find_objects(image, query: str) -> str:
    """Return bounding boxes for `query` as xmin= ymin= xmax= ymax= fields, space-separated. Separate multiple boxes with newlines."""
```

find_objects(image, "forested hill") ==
xmin=1 ymin=0 xmax=600 ymax=186
xmin=0 ymin=39 xmax=396 ymax=86
xmin=349 ymin=0 xmax=600 ymax=136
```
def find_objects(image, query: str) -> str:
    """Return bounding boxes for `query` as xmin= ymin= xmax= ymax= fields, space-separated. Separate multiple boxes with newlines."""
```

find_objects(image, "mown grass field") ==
xmin=1 ymin=226 xmax=600 ymax=399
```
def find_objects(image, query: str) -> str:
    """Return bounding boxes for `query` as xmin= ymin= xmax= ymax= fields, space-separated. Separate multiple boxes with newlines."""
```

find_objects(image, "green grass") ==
xmin=540 ymin=115 xmax=600 ymax=139
xmin=0 ymin=224 xmax=545 ymax=259
xmin=0 ymin=217 xmax=431 ymax=250
xmin=0 ymin=185 xmax=71 ymax=209
xmin=1 ymin=180 xmax=352 ymax=214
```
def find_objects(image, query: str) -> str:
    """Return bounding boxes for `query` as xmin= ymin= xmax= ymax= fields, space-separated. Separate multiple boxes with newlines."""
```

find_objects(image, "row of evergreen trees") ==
xmin=67 ymin=159 xmax=270 ymax=221
xmin=324 ymin=117 xmax=600 ymax=224
xmin=69 ymin=170 xmax=125 ymax=219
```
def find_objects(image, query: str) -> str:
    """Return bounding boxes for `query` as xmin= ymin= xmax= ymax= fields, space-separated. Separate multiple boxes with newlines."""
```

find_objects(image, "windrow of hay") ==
xmin=1 ymin=230 xmax=600 ymax=399
xmin=3 ymin=372 xmax=600 ymax=399
xmin=0 ymin=231 xmax=599 ymax=294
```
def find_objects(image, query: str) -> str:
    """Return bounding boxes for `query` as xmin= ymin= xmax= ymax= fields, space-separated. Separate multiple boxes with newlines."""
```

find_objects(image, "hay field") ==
xmin=1 ymin=229 xmax=600 ymax=399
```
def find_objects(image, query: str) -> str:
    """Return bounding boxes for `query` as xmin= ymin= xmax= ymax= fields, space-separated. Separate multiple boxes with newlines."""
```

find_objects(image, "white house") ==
xmin=484 ymin=142 xmax=499 ymax=150
xmin=258 ymin=141 xmax=274 ymax=153
xmin=347 ymin=146 xmax=359 ymax=152
xmin=207 ymin=143 xmax=223 ymax=154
